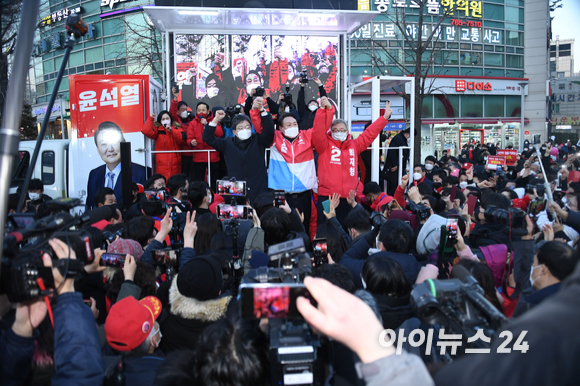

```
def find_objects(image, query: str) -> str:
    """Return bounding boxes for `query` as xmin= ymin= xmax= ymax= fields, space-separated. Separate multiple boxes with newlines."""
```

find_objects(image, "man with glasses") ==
xmin=312 ymin=96 xmax=393 ymax=226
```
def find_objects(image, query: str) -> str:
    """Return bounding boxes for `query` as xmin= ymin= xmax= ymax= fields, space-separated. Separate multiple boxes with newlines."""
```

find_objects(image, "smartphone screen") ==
xmin=152 ymin=249 xmax=180 ymax=264
xmin=217 ymin=205 xmax=249 ymax=220
xmin=83 ymin=299 xmax=92 ymax=307
xmin=217 ymin=180 xmax=246 ymax=196
xmin=322 ymin=200 xmax=331 ymax=214
xmin=311 ymin=239 xmax=328 ymax=267
xmin=446 ymin=219 xmax=458 ymax=240
xmin=467 ymin=195 xmax=478 ymax=216
xmin=240 ymin=284 xmax=316 ymax=319
xmin=8 ymin=213 xmax=36 ymax=229
xmin=100 ymin=253 xmax=126 ymax=267
xmin=528 ymin=198 xmax=547 ymax=217
xmin=144 ymin=190 xmax=166 ymax=202
xmin=274 ymin=190 xmax=286 ymax=207
xmin=450 ymin=185 xmax=457 ymax=201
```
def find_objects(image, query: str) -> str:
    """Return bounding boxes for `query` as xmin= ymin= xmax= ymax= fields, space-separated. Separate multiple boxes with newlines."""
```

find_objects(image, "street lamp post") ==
xmin=518 ymin=82 xmax=527 ymax=149
xmin=57 ymin=94 xmax=65 ymax=139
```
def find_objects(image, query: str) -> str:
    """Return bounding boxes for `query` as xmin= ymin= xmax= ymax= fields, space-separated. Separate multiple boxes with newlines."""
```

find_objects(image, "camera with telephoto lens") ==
xmin=370 ymin=211 xmax=387 ymax=228
xmin=223 ymin=104 xmax=242 ymax=128
xmin=1 ymin=199 xmax=107 ymax=302
xmin=241 ymin=238 xmax=327 ymax=386
xmin=102 ymin=228 xmax=123 ymax=250
xmin=255 ymin=86 xmax=265 ymax=97
xmin=410 ymin=265 xmax=507 ymax=360
xmin=299 ymin=70 xmax=309 ymax=84
xmin=483 ymin=206 xmax=526 ymax=230
xmin=408 ymin=201 xmax=431 ymax=221
xmin=283 ymin=85 xmax=292 ymax=105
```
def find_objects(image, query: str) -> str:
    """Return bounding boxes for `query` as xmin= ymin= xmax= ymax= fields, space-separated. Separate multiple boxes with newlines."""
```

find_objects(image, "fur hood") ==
xmin=169 ymin=275 xmax=231 ymax=322
xmin=154 ymin=120 xmax=182 ymax=129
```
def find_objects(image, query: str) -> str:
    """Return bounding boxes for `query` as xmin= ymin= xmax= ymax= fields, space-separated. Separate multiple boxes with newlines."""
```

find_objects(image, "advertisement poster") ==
xmin=174 ymin=34 xmax=339 ymax=112
xmin=69 ymin=75 xmax=158 ymax=207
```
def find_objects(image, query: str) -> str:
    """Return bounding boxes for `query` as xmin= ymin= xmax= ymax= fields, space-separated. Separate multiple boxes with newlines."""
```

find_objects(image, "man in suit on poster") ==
xmin=86 ymin=121 xmax=148 ymax=209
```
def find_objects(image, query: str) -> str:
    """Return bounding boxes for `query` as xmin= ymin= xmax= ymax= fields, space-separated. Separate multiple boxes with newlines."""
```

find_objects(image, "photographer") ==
xmin=203 ymin=97 xmax=275 ymax=204
xmin=166 ymin=174 xmax=191 ymax=213
xmin=141 ymin=111 xmax=187 ymax=181
xmin=469 ymin=193 xmax=513 ymax=248
xmin=41 ymin=239 xmax=105 ymax=385
xmin=298 ymin=77 xmax=327 ymax=130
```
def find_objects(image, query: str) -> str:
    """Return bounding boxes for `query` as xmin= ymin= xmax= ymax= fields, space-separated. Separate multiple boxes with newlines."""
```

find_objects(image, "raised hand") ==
xmin=252 ymin=97 xmax=264 ymax=111
xmin=383 ymin=101 xmax=393 ymax=120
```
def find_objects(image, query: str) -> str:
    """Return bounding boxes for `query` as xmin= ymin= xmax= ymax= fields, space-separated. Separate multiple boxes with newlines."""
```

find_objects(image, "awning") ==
xmin=456 ymin=119 xmax=500 ymax=124
xmin=422 ymin=119 xmax=455 ymax=125
xmin=143 ymin=6 xmax=378 ymax=35
xmin=502 ymin=118 xmax=530 ymax=124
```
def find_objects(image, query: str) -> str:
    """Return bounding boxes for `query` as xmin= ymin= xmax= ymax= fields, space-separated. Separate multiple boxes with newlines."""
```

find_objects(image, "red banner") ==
xmin=496 ymin=149 xmax=518 ymax=166
xmin=69 ymin=75 xmax=150 ymax=139
xmin=487 ymin=155 xmax=506 ymax=170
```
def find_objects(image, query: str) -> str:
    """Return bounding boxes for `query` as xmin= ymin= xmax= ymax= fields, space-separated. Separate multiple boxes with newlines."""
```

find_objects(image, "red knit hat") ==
xmin=105 ymin=296 xmax=162 ymax=352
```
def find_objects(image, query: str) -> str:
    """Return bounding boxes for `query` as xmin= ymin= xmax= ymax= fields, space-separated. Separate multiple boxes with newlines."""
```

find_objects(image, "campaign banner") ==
xmin=69 ymin=75 xmax=157 ymax=207
xmin=174 ymin=34 xmax=339 ymax=114
xmin=486 ymin=155 xmax=506 ymax=170
xmin=496 ymin=149 xmax=517 ymax=166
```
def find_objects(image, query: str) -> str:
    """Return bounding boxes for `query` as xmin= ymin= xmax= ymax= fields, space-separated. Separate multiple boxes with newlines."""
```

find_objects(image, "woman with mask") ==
xmin=311 ymin=97 xmax=393 ymax=226
xmin=203 ymin=97 xmax=274 ymax=205
xmin=298 ymin=77 xmax=327 ymax=131
xmin=187 ymin=101 xmax=223 ymax=190
xmin=141 ymin=111 xmax=186 ymax=181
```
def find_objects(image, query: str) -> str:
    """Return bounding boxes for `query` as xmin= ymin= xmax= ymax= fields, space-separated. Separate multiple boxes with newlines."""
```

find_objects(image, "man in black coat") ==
xmin=384 ymin=128 xmax=410 ymax=196
xmin=203 ymin=97 xmax=275 ymax=205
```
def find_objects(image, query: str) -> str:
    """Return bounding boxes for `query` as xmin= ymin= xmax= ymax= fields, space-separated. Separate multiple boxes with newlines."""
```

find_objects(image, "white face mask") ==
xmin=207 ymin=194 xmax=212 ymax=204
xmin=332 ymin=132 xmax=347 ymax=142
xmin=529 ymin=264 xmax=544 ymax=287
xmin=237 ymin=129 xmax=252 ymax=140
xmin=180 ymin=110 xmax=189 ymax=119
xmin=459 ymin=181 xmax=468 ymax=189
xmin=425 ymin=163 xmax=434 ymax=171
xmin=308 ymin=105 xmax=318 ymax=112
xmin=484 ymin=156 xmax=488 ymax=161
xmin=161 ymin=119 xmax=171 ymax=127
xmin=29 ymin=192 xmax=40 ymax=200
xmin=413 ymin=172 xmax=422 ymax=181
xmin=207 ymin=87 xmax=219 ymax=98
xmin=284 ymin=106 xmax=290 ymax=113
xmin=284 ymin=126 xmax=299 ymax=139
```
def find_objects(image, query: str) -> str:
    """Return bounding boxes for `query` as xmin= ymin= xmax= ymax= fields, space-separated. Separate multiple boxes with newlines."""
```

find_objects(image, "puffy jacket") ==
xmin=141 ymin=117 xmax=186 ymax=181
xmin=169 ymin=99 xmax=195 ymax=156
xmin=187 ymin=112 xmax=223 ymax=163
xmin=0 ymin=326 xmax=36 ymax=386
xmin=268 ymin=129 xmax=317 ymax=193
xmin=52 ymin=292 xmax=104 ymax=386
xmin=312 ymin=106 xmax=387 ymax=197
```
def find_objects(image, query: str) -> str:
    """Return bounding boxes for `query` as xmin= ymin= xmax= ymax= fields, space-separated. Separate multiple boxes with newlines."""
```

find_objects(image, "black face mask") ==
xmin=433 ymin=182 xmax=442 ymax=190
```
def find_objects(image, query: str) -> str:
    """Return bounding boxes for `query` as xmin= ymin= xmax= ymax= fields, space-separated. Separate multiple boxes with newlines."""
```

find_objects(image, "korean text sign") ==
xmin=486 ymin=156 xmax=506 ymax=170
xmin=496 ymin=150 xmax=517 ymax=166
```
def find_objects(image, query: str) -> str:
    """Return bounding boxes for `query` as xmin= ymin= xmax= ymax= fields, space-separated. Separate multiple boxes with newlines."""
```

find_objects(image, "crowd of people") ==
xmin=2 ymin=86 xmax=580 ymax=386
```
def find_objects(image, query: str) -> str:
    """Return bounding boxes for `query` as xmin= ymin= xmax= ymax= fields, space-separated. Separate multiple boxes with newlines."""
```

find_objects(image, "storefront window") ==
xmin=434 ymin=95 xmax=459 ymax=118
xmin=484 ymin=53 xmax=504 ymax=67
xmin=434 ymin=123 xmax=460 ymax=157
xmin=505 ymin=96 xmax=521 ymax=117
xmin=461 ymin=95 xmax=483 ymax=118
xmin=484 ymin=95 xmax=505 ymax=117
xmin=506 ymin=54 xmax=523 ymax=68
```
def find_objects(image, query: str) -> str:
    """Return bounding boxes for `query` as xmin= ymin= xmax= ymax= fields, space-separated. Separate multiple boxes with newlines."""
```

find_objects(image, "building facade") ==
xmin=550 ymin=37 xmax=574 ymax=77
xmin=29 ymin=0 xmax=160 ymax=139
xmin=348 ymin=0 xmax=549 ymax=157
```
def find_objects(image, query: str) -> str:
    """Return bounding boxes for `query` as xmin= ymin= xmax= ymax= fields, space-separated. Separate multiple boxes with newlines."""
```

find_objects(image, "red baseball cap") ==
xmin=105 ymin=296 xmax=162 ymax=352
xmin=462 ymin=163 xmax=473 ymax=170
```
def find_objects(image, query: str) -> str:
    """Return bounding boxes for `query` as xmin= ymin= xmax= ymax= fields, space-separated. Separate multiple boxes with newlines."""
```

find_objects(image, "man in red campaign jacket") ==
xmin=186 ymin=104 xmax=223 ymax=190
xmin=311 ymin=97 xmax=393 ymax=226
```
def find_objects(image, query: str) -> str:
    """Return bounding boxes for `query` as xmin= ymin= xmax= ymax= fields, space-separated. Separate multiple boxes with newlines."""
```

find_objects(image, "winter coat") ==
xmin=169 ymin=99 xmax=195 ymax=156
xmin=187 ymin=112 xmax=224 ymax=163
xmin=159 ymin=278 xmax=235 ymax=353
xmin=385 ymin=131 xmax=410 ymax=170
xmin=203 ymin=109 xmax=275 ymax=204
xmin=512 ymin=282 xmax=562 ymax=318
xmin=469 ymin=222 xmax=511 ymax=248
xmin=372 ymin=293 xmax=416 ymax=330
xmin=52 ymin=292 xmax=105 ymax=386
xmin=141 ymin=116 xmax=186 ymax=180
xmin=312 ymin=106 xmax=387 ymax=197
xmin=0 ymin=325 xmax=37 ymax=386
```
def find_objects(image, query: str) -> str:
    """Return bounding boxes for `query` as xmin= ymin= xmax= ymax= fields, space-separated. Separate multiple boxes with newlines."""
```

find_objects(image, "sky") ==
xmin=551 ymin=0 xmax=580 ymax=71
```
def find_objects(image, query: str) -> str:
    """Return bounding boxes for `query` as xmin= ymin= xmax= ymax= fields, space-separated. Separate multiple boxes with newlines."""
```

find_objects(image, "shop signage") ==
xmin=553 ymin=94 xmax=580 ymax=102
xmin=429 ymin=78 xmax=526 ymax=96
xmin=486 ymin=155 xmax=506 ymax=170
xmin=524 ymin=131 xmax=530 ymax=135
xmin=100 ymin=0 xmax=135 ymax=10
xmin=456 ymin=80 xmax=492 ymax=92
xmin=33 ymin=104 xmax=60 ymax=117
xmin=553 ymin=116 xmax=580 ymax=125
xmin=496 ymin=149 xmax=517 ymax=166
xmin=372 ymin=0 xmax=482 ymax=17
xmin=39 ymin=7 xmax=82 ymax=27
